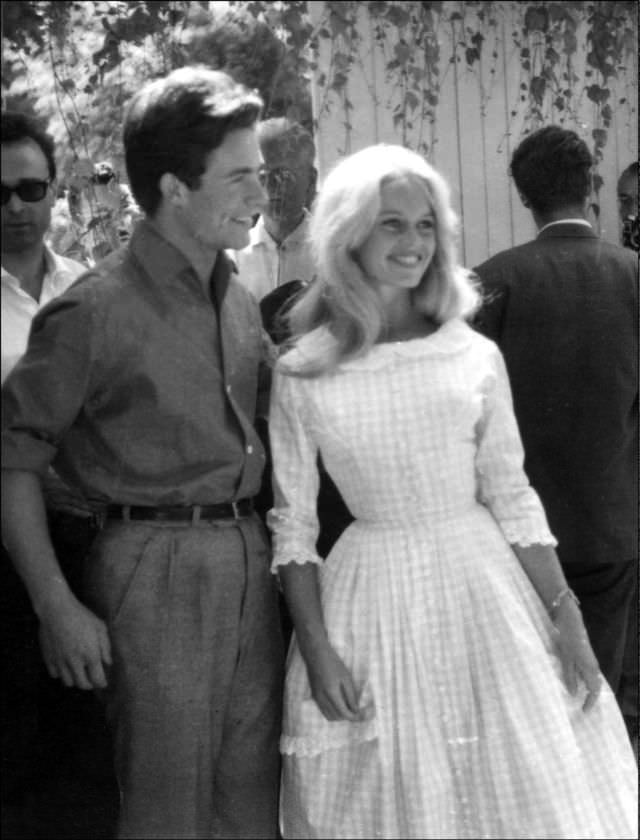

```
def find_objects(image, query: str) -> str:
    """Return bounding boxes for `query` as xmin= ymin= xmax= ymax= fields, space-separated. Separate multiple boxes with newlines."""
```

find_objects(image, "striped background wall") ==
xmin=308 ymin=1 xmax=638 ymax=267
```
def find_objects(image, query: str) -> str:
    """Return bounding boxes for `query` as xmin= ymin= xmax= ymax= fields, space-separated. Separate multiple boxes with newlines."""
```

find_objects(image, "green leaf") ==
xmin=586 ymin=84 xmax=609 ymax=104
xmin=545 ymin=46 xmax=560 ymax=64
xmin=529 ymin=76 xmax=546 ymax=104
xmin=524 ymin=7 xmax=549 ymax=34
xmin=405 ymin=90 xmax=419 ymax=112
xmin=385 ymin=5 xmax=410 ymax=28
xmin=563 ymin=30 xmax=577 ymax=54
xmin=465 ymin=47 xmax=480 ymax=66
xmin=394 ymin=41 xmax=411 ymax=65
xmin=591 ymin=128 xmax=607 ymax=148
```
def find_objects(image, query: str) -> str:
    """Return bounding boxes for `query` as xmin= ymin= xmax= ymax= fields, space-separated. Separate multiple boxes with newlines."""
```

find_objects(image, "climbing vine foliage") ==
xmin=2 ymin=1 xmax=636 ymax=259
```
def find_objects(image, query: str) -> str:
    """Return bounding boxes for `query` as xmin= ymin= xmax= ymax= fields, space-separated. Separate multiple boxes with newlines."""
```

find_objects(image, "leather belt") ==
xmin=105 ymin=500 xmax=253 ymax=524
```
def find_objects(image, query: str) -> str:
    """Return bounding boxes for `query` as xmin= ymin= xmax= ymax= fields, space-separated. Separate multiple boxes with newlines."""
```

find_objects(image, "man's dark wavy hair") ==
xmin=124 ymin=66 xmax=263 ymax=217
xmin=510 ymin=125 xmax=592 ymax=215
xmin=1 ymin=110 xmax=57 ymax=181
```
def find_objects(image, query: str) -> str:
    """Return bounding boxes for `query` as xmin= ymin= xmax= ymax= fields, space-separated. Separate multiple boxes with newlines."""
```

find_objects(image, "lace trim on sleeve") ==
xmin=270 ymin=547 xmax=323 ymax=574
xmin=500 ymin=520 xmax=558 ymax=549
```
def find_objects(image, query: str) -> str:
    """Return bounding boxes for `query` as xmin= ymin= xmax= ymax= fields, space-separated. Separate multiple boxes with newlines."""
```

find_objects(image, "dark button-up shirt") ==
xmin=2 ymin=220 xmax=268 ymax=506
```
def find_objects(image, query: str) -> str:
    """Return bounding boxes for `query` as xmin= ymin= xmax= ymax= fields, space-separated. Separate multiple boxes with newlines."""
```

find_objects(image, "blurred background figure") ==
xmin=65 ymin=160 xmax=142 ymax=262
xmin=234 ymin=117 xmax=352 ymax=608
xmin=616 ymin=159 xmax=639 ymax=756
xmin=233 ymin=117 xmax=316 ymax=304
xmin=617 ymin=161 xmax=638 ymax=251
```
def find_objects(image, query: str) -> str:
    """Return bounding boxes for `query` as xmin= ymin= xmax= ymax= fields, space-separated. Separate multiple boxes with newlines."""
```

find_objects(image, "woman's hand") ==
xmin=554 ymin=599 xmax=602 ymax=712
xmin=303 ymin=642 xmax=372 ymax=723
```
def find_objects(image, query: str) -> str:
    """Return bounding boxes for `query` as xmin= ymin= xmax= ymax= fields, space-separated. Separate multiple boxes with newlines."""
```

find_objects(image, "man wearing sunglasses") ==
xmin=1 ymin=111 xmax=117 ymax=831
xmin=1 ymin=111 xmax=87 ymax=382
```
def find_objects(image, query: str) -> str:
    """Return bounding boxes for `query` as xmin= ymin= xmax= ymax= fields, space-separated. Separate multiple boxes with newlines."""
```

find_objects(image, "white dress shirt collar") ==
xmin=537 ymin=218 xmax=592 ymax=235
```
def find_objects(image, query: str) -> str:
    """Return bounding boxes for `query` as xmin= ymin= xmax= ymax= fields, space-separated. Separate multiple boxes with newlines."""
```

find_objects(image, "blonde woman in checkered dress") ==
xmin=267 ymin=145 xmax=637 ymax=839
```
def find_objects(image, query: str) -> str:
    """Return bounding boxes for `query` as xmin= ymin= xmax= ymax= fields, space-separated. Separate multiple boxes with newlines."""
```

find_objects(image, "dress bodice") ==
xmin=268 ymin=319 xmax=556 ymax=568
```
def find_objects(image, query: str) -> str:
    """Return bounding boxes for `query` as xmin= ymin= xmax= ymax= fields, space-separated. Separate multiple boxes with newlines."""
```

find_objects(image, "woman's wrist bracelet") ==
xmin=549 ymin=586 xmax=580 ymax=622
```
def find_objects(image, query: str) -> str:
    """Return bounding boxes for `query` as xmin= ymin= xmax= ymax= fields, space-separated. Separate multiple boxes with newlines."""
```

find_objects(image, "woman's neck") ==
xmin=377 ymin=290 xmax=438 ymax=342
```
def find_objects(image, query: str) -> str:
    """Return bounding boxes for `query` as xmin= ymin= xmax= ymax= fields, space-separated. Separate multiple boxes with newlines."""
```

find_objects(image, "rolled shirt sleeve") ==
xmin=2 ymin=280 xmax=98 ymax=477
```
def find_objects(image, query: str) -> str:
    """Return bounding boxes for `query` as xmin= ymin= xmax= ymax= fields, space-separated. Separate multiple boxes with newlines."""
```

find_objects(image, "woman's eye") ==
xmin=418 ymin=219 xmax=434 ymax=231
xmin=382 ymin=219 xmax=402 ymax=230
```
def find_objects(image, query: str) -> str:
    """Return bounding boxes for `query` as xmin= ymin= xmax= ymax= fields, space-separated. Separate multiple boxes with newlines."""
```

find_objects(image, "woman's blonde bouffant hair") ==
xmin=282 ymin=144 xmax=479 ymax=377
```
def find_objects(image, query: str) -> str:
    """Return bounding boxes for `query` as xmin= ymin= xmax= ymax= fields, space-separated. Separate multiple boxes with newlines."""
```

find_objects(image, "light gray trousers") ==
xmin=85 ymin=515 xmax=284 ymax=839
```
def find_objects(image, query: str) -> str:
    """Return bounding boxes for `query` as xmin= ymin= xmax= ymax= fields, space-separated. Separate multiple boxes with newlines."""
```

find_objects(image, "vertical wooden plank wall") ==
xmin=308 ymin=1 xmax=638 ymax=266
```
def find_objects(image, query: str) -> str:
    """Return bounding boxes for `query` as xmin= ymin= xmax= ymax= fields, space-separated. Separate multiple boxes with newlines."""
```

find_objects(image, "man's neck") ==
xmin=533 ymin=205 xmax=588 ymax=230
xmin=263 ymin=212 xmax=304 ymax=246
xmin=2 ymin=246 xmax=47 ymax=302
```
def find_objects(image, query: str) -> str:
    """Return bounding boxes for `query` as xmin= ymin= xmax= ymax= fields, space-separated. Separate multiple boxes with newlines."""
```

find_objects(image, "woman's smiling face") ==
xmin=355 ymin=175 xmax=436 ymax=296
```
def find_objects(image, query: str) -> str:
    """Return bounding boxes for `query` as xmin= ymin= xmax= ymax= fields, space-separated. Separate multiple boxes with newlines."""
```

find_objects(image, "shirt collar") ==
xmin=1 ymin=245 xmax=84 ymax=294
xmin=247 ymin=211 xmax=310 ymax=249
xmin=129 ymin=217 xmax=236 ymax=297
xmin=129 ymin=218 xmax=194 ymax=283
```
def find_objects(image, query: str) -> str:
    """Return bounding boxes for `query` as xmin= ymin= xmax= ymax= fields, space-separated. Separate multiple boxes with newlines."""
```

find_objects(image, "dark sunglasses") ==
xmin=1 ymin=179 xmax=51 ymax=205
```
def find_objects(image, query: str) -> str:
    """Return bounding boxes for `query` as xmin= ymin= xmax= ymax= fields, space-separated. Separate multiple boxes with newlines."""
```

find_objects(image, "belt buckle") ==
xmin=90 ymin=510 xmax=107 ymax=530
xmin=231 ymin=501 xmax=240 ymax=519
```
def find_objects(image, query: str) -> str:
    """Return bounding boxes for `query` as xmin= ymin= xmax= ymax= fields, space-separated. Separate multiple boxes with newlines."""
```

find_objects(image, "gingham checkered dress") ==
xmin=268 ymin=319 xmax=637 ymax=840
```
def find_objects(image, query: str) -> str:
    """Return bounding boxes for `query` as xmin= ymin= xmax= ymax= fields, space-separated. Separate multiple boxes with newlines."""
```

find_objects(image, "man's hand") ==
xmin=2 ymin=469 xmax=112 ymax=691
xmin=38 ymin=594 xmax=112 ymax=690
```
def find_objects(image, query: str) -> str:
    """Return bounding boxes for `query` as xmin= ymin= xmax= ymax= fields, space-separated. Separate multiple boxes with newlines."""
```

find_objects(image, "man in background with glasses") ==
xmin=233 ymin=117 xmax=316 ymax=305
xmin=234 ymin=119 xmax=354 ymax=618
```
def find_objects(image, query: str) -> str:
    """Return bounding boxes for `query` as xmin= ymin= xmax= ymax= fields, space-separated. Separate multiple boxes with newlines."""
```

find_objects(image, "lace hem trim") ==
xmin=280 ymin=720 xmax=378 ymax=757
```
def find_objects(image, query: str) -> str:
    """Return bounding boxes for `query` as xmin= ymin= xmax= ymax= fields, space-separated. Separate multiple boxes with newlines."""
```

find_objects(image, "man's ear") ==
xmin=159 ymin=172 xmax=188 ymax=208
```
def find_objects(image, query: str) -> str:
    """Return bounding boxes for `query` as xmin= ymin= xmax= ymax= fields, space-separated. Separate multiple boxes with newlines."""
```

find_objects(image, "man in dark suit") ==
xmin=473 ymin=126 xmax=638 ymax=738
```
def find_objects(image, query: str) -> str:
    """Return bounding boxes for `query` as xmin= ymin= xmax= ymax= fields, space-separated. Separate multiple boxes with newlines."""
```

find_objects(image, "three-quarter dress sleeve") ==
xmin=475 ymin=344 xmax=557 ymax=548
xmin=267 ymin=368 xmax=323 ymax=571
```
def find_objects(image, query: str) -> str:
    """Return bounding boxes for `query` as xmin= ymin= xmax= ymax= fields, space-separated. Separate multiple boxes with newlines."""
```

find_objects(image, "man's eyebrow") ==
xmin=225 ymin=166 xmax=259 ymax=177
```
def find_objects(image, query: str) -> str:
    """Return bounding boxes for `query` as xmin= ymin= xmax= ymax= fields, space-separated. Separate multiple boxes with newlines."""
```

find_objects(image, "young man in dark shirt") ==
xmin=2 ymin=68 xmax=284 ymax=839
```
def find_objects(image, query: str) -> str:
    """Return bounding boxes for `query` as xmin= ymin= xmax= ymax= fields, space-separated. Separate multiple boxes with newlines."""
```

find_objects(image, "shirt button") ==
xmin=247 ymin=445 xmax=254 ymax=454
